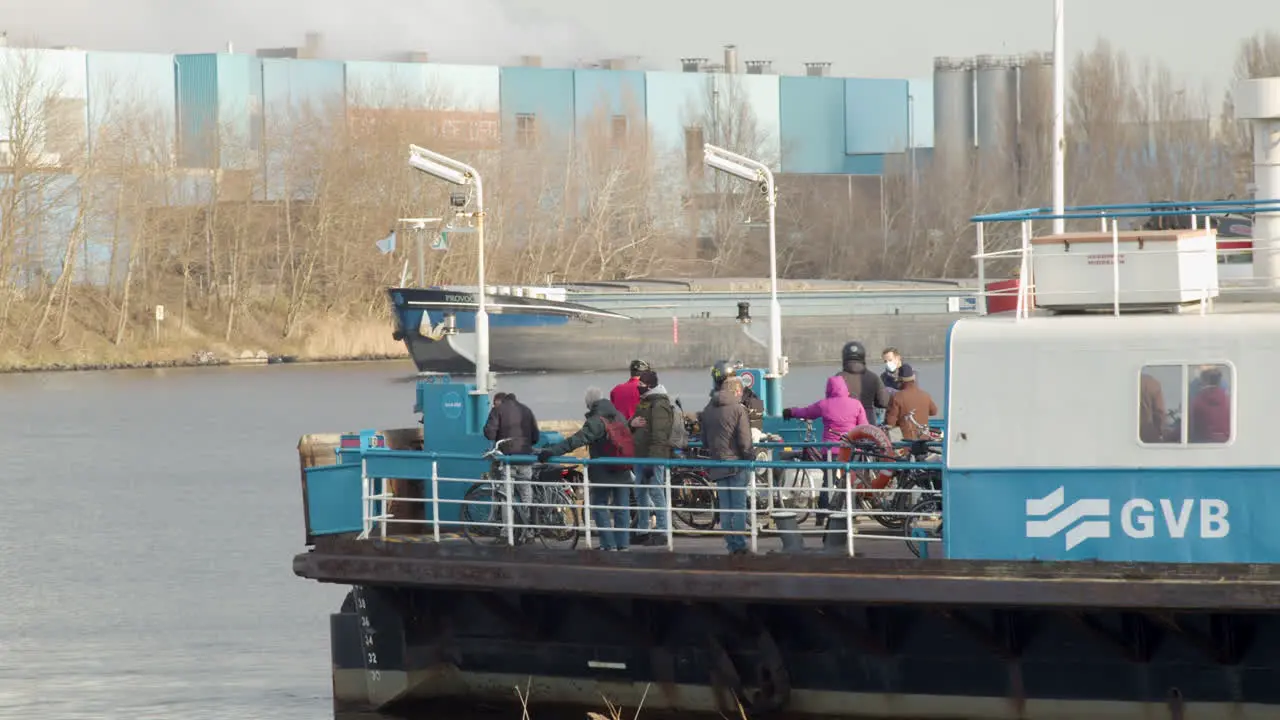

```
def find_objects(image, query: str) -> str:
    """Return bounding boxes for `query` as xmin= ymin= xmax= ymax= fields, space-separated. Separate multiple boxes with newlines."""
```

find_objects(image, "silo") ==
xmin=1018 ymin=51 xmax=1054 ymax=198
xmin=933 ymin=56 xmax=975 ymax=175
xmin=975 ymin=54 xmax=1019 ymax=183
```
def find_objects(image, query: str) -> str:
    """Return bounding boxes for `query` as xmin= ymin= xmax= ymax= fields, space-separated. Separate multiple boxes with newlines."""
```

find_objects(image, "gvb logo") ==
xmin=1025 ymin=487 xmax=1231 ymax=551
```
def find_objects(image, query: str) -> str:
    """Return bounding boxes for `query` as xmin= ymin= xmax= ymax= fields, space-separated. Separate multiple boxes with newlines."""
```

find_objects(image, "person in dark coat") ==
xmin=483 ymin=392 xmax=541 ymax=534
xmin=629 ymin=370 xmax=675 ymax=545
xmin=837 ymin=340 xmax=890 ymax=423
xmin=539 ymin=388 xmax=634 ymax=551
xmin=700 ymin=376 xmax=754 ymax=555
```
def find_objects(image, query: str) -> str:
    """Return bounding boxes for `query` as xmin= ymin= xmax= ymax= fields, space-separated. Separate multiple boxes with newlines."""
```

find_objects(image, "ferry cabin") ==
xmin=947 ymin=215 xmax=1277 ymax=564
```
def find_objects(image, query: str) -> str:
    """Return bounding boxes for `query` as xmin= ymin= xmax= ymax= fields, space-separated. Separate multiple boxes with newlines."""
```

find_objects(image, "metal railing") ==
xmin=353 ymin=450 xmax=944 ymax=559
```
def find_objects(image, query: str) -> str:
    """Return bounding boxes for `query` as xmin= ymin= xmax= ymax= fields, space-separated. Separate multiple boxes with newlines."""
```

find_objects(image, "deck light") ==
xmin=406 ymin=144 xmax=492 ymax=396
xmin=704 ymin=143 xmax=785 ymax=414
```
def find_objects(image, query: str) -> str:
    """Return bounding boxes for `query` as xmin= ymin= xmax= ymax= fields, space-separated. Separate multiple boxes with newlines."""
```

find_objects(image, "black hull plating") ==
xmin=300 ymin=541 xmax=1280 ymax=719
xmin=328 ymin=585 xmax=1280 ymax=719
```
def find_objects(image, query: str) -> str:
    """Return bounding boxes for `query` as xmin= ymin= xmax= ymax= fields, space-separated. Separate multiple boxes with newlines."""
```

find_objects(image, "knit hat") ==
xmin=899 ymin=365 xmax=916 ymax=381
xmin=638 ymin=370 xmax=659 ymax=388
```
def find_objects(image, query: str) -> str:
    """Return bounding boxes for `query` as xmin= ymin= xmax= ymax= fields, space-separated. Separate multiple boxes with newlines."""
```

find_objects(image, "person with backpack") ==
xmin=700 ymin=375 xmax=754 ymax=555
xmin=538 ymin=387 xmax=635 ymax=551
xmin=627 ymin=370 xmax=683 ymax=546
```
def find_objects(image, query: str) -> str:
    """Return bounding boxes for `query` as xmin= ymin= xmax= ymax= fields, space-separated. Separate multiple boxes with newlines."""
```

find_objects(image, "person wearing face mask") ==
xmin=880 ymin=347 xmax=915 ymax=394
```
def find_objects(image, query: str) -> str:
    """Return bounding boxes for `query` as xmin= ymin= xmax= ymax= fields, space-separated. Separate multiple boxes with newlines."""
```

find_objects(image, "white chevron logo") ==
xmin=1025 ymin=486 xmax=1111 ymax=551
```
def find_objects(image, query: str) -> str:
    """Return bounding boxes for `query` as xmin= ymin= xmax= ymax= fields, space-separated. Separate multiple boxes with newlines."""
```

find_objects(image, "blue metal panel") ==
xmin=304 ymin=462 xmax=365 ymax=536
xmin=423 ymin=64 xmax=499 ymax=111
xmin=573 ymin=69 xmax=646 ymax=125
xmin=908 ymin=77 xmax=934 ymax=148
xmin=946 ymin=469 xmax=1260 ymax=563
xmin=261 ymin=58 xmax=345 ymax=199
xmin=499 ymin=66 xmax=575 ymax=145
xmin=216 ymin=54 xmax=263 ymax=171
xmin=643 ymin=72 xmax=782 ymax=170
xmin=261 ymin=58 xmax=345 ymax=118
xmin=86 ymin=51 xmax=177 ymax=161
xmin=344 ymin=60 xmax=430 ymax=108
xmin=844 ymin=78 xmax=909 ymax=154
xmin=175 ymin=53 xmax=219 ymax=168
xmin=842 ymin=153 xmax=885 ymax=175
xmin=779 ymin=77 xmax=845 ymax=174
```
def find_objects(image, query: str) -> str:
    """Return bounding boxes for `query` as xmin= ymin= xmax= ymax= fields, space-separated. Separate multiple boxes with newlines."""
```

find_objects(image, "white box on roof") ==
xmin=1030 ymin=229 xmax=1219 ymax=309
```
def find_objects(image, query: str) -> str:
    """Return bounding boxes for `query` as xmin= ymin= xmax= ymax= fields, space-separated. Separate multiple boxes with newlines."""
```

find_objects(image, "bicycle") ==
xmin=459 ymin=439 xmax=583 ymax=550
xmin=771 ymin=419 xmax=827 ymax=525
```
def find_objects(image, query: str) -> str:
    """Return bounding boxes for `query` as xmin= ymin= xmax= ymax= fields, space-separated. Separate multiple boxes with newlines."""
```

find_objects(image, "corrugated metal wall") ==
xmin=0 ymin=48 xmax=89 ymax=165
xmin=844 ymin=78 xmax=909 ymax=155
xmin=175 ymin=53 xmax=219 ymax=168
xmin=261 ymin=58 xmax=346 ymax=199
xmin=779 ymin=76 xmax=845 ymax=174
xmin=499 ymin=66 xmax=575 ymax=146
xmin=344 ymin=60 xmax=431 ymax=108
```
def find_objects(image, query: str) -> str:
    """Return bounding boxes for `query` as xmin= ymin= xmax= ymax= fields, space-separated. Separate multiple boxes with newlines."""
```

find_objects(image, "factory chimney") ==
xmin=724 ymin=44 xmax=739 ymax=74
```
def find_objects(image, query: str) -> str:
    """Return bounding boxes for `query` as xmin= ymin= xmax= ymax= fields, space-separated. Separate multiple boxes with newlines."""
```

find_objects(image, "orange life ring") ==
xmin=836 ymin=424 xmax=897 ymax=489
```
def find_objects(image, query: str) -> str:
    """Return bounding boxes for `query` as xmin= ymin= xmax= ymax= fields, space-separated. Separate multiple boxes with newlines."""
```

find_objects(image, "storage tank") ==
xmin=933 ymin=57 xmax=975 ymax=174
xmin=975 ymin=55 xmax=1020 ymax=178
xmin=1018 ymin=51 xmax=1054 ymax=196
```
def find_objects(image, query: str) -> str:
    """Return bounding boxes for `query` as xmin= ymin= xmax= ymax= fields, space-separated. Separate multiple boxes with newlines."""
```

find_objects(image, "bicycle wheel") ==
xmin=460 ymin=482 xmax=506 ymax=545
xmin=671 ymin=470 xmax=716 ymax=531
xmin=872 ymin=472 xmax=909 ymax=530
xmin=776 ymin=464 xmax=820 ymax=526
xmin=535 ymin=488 xmax=582 ymax=550
xmin=903 ymin=496 xmax=943 ymax=558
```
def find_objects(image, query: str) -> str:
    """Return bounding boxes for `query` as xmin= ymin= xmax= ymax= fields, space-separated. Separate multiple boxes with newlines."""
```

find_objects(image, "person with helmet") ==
xmin=710 ymin=359 xmax=764 ymax=430
xmin=837 ymin=341 xmax=890 ymax=424
xmin=611 ymin=359 xmax=650 ymax=420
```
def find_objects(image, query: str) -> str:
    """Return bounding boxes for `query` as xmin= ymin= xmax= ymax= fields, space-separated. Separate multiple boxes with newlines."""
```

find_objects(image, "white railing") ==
xmin=355 ymin=456 xmax=944 ymax=559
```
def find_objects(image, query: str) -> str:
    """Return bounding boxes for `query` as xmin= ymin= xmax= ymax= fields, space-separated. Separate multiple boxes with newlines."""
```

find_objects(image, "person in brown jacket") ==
xmin=883 ymin=366 xmax=939 ymax=440
xmin=699 ymin=376 xmax=753 ymax=554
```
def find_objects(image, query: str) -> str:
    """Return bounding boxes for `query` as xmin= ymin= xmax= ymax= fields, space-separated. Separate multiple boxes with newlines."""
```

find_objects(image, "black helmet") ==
xmin=711 ymin=359 xmax=742 ymax=388
xmin=842 ymin=341 xmax=867 ymax=364
xmin=629 ymin=359 xmax=651 ymax=376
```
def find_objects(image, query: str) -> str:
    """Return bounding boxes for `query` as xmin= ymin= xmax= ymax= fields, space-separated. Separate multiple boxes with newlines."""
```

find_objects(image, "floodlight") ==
xmin=703 ymin=152 xmax=760 ymax=182
xmin=408 ymin=152 xmax=471 ymax=186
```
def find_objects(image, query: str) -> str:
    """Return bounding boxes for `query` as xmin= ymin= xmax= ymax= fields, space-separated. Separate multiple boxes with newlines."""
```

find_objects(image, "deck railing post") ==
xmin=749 ymin=462 xmax=759 ymax=554
xmin=582 ymin=464 xmax=593 ymax=550
xmin=664 ymin=466 xmax=674 ymax=551
xmin=503 ymin=462 xmax=514 ymax=546
xmin=1111 ymin=218 xmax=1120 ymax=317
xmin=360 ymin=457 xmax=371 ymax=540
xmin=976 ymin=221 xmax=986 ymax=315
xmin=845 ymin=463 xmax=856 ymax=558
xmin=431 ymin=460 xmax=441 ymax=542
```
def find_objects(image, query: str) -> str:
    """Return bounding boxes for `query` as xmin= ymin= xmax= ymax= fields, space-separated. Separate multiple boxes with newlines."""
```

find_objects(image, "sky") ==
xmin=1 ymin=0 xmax=1274 ymax=99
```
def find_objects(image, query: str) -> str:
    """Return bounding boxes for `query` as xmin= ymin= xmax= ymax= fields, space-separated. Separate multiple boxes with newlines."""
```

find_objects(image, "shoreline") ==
xmin=0 ymin=352 xmax=411 ymax=376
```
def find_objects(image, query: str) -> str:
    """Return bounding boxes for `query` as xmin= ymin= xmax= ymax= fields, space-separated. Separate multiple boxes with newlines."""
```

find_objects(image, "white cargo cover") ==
xmin=1030 ymin=229 xmax=1219 ymax=309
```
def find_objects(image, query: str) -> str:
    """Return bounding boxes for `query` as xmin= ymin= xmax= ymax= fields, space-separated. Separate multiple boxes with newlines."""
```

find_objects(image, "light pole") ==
xmin=703 ymin=143 xmax=785 ymax=416
xmin=1051 ymin=0 xmax=1066 ymax=234
xmin=407 ymin=144 xmax=491 ymax=396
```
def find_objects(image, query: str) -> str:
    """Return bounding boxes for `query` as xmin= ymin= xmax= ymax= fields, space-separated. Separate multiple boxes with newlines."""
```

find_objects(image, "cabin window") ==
xmin=1138 ymin=363 xmax=1233 ymax=446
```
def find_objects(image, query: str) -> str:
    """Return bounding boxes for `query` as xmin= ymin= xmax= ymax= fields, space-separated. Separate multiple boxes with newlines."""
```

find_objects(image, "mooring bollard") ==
xmin=823 ymin=515 xmax=849 ymax=553
xmin=771 ymin=511 xmax=804 ymax=552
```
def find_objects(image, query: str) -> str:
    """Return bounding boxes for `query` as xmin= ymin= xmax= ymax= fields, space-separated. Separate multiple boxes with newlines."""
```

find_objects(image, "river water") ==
xmin=0 ymin=359 xmax=944 ymax=720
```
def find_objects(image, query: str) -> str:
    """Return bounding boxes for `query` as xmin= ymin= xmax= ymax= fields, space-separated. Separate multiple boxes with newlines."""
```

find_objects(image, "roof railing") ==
xmin=969 ymin=199 xmax=1280 ymax=320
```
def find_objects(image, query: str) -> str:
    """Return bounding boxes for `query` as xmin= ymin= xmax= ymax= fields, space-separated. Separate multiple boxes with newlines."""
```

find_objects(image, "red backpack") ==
xmin=598 ymin=417 xmax=635 ymax=471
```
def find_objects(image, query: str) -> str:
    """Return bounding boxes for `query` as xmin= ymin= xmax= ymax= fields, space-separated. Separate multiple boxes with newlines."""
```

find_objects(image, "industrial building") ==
xmin=0 ymin=39 xmax=1051 ymax=184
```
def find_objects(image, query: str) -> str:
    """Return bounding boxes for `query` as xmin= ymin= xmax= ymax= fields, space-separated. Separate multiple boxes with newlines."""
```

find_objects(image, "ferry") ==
xmin=293 ymin=187 xmax=1280 ymax=718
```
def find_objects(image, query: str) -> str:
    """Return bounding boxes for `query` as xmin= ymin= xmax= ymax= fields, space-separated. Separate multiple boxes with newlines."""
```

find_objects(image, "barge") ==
xmin=388 ymin=278 xmax=978 ymax=374
xmin=296 ymin=197 xmax=1280 ymax=719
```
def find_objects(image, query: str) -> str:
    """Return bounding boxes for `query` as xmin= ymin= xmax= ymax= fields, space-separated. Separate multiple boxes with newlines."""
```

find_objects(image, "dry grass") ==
xmin=514 ymin=677 xmax=751 ymax=720
xmin=0 ymin=298 xmax=406 ymax=373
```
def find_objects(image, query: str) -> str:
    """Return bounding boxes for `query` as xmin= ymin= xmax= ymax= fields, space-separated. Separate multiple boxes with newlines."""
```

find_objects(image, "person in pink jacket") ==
xmin=782 ymin=375 xmax=869 ymax=442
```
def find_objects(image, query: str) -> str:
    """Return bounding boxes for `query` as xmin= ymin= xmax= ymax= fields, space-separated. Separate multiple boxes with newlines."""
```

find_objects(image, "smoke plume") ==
xmin=0 ymin=0 xmax=602 ymax=66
